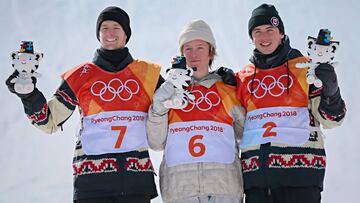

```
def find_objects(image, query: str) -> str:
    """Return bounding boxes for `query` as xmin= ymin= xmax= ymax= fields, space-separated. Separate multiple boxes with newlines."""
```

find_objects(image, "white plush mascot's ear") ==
xmin=186 ymin=68 xmax=194 ymax=77
xmin=11 ymin=51 xmax=18 ymax=60
xmin=34 ymin=52 xmax=44 ymax=62
xmin=329 ymin=41 xmax=340 ymax=67
xmin=307 ymin=37 xmax=316 ymax=51
xmin=330 ymin=41 xmax=339 ymax=54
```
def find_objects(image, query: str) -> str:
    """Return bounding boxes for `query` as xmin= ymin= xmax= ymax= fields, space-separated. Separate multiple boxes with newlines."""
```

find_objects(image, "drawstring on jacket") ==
xmin=286 ymin=61 xmax=290 ymax=94
xmin=250 ymin=66 xmax=257 ymax=96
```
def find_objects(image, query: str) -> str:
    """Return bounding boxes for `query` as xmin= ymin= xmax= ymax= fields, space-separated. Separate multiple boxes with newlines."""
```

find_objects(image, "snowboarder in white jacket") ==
xmin=147 ymin=19 xmax=245 ymax=203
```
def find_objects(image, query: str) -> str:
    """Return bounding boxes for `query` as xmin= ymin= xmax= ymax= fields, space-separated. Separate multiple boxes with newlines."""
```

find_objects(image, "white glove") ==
xmin=151 ymin=81 xmax=176 ymax=115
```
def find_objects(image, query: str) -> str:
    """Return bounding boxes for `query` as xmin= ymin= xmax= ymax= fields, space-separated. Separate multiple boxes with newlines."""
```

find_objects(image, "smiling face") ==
xmin=251 ymin=24 xmax=284 ymax=55
xmin=181 ymin=39 xmax=213 ymax=79
xmin=99 ymin=20 xmax=127 ymax=50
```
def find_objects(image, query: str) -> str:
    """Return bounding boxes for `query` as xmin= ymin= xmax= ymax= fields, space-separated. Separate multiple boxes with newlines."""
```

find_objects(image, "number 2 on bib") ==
xmin=111 ymin=126 xmax=128 ymax=149
xmin=188 ymin=135 xmax=206 ymax=157
xmin=262 ymin=122 xmax=277 ymax=138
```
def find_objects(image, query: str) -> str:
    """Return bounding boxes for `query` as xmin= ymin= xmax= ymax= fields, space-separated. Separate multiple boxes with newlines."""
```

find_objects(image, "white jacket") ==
xmin=147 ymin=73 xmax=245 ymax=202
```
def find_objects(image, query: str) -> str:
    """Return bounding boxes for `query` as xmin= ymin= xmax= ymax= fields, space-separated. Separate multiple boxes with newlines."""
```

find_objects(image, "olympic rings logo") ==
xmin=91 ymin=78 xmax=140 ymax=102
xmin=247 ymin=74 xmax=293 ymax=99
xmin=182 ymin=90 xmax=221 ymax=112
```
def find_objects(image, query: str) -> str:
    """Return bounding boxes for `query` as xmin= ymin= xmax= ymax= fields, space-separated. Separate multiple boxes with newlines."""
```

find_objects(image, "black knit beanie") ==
xmin=248 ymin=4 xmax=285 ymax=37
xmin=96 ymin=6 xmax=131 ymax=43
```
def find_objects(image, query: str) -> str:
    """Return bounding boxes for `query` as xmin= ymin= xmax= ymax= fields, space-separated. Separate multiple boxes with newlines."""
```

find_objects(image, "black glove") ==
xmin=216 ymin=66 xmax=237 ymax=86
xmin=315 ymin=63 xmax=338 ymax=97
xmin=315 ymin=63 xmax=345 ymax=118
xmin=5 ymin=70 xmax=37 ymax=99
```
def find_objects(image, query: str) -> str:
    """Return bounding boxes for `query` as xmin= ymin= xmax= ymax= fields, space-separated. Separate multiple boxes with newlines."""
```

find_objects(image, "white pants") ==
xmin=168 ymin=196 xmax=243 ymax=203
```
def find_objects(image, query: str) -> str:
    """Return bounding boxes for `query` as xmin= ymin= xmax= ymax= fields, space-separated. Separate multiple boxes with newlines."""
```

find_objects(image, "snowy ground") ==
xmin=0 ymin=0 xmax=359 ymax=202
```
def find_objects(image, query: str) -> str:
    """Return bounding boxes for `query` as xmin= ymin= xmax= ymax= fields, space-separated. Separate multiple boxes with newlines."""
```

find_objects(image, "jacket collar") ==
xmin=92 ymin=47 xmax=134 ymax=72
xmin=191 ymin=72 xmax=221 ymax=89
xmin=250 ymin=35 xmax=293 ymax=69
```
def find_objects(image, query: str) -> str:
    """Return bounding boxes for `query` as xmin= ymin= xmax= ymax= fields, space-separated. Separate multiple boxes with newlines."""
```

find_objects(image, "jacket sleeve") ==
xmin=309 ymin=93 xmax=346 ymax=129
xmin=146 ymin=105 xmax=168 ymax=151
xmin=23 ymin=80 xmax=77 ymax=134
xmin=231 ymin=104 xmax=246 ymax=142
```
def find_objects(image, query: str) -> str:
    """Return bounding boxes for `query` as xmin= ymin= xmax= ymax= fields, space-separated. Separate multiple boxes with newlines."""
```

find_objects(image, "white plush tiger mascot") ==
xmin=296 ymin=29 xmax=339 ymax=88
xmin=163 ymin=56 xmax=196 ymax=109
xmin=10 ymin=41 xmax=43 ymax=94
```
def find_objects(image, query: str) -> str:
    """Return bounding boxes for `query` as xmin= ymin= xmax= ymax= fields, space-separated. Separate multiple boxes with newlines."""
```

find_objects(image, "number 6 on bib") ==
xmin=188 ymin=135 xmax=206 ymax=157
